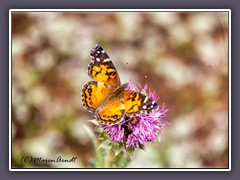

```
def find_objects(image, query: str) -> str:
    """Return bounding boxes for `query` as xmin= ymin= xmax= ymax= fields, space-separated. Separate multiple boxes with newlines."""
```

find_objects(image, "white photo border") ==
xmin=9 ymin=9 xmax=231 ymax=171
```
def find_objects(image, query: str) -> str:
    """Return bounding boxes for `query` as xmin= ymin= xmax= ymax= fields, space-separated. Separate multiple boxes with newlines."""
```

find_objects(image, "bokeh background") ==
xmin=11 ymin=11 xmax=229 ymax=168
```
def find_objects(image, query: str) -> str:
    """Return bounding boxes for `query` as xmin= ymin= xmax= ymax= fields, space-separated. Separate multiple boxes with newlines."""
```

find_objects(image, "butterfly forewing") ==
xmin=88 ymin=45 xmax=121 ymax=87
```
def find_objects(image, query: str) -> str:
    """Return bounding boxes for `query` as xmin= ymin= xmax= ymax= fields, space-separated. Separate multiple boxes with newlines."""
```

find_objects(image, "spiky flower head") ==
xmin=101 ymin=80 xmax=169 ymax=149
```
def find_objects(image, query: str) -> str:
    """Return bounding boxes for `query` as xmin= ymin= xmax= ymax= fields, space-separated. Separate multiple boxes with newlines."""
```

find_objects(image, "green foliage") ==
xmin=87 ymin=125 xmax=133 ymax=168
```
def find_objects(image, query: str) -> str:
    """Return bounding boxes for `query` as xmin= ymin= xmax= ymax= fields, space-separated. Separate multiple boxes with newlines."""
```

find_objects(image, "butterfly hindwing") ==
xmin=123 ymin=90 xmax=158 ymax=116
xmin=81 ymin=81 xmax=112 ymax=112
xmin=95 ymin=95 xmax=125 ymax=125
xmin=88 ymin=45 xmax=121 ymax=87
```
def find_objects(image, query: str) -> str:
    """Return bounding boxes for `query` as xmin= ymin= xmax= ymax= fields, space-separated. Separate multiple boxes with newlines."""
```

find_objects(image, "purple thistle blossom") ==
xmin=101 ymin=80 xmax=169 ymax=149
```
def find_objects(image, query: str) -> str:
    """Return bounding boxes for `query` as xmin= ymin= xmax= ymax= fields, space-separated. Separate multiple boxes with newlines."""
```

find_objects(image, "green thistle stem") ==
xmin=83 ymin=124 xmax=104 ymax=167
xmin=85 ymin=124 xmax=134 ymax=168
xmin=92 ymin=135 xmax=104 ymax=168
xmin=104 ymin=146 xmax=113 ymax=168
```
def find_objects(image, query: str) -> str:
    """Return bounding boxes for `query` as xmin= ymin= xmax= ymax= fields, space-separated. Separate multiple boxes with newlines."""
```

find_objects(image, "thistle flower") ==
xmin=101 ymin=80 xmax=169 ymax=149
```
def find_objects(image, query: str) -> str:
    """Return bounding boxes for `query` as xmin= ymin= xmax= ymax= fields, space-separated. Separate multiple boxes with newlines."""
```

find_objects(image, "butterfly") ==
xmin=81 ymin=45 xmax=159 ymax=125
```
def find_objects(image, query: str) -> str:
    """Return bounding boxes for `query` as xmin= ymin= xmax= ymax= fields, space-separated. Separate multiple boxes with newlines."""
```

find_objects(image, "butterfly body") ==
xmin=82 ymin=45 xmax=158 ymax=125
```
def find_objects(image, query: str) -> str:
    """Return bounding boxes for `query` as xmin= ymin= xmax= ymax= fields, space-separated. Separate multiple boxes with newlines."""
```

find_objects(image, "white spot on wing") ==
xmin=103 ymin=58 xmax=110 ymax=62
xmin=143 ymin=97 xmax=148 ymax=103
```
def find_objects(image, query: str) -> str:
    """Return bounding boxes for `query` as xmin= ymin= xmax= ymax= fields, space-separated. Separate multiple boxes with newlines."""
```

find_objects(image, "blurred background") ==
xmin=11 ymin=11 xmax=229 ymax=168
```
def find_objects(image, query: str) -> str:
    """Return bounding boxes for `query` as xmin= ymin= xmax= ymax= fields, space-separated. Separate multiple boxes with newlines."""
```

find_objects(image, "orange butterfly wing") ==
xmin=81 ymin=81 xmax=112 ymax=112
xmin=88 ymin=45 xmax=121 ymax=87
xmin=124 ymin=90 xmax=158 ymax=116
xmin=95 ymin=96 xmax=125 ymax=125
